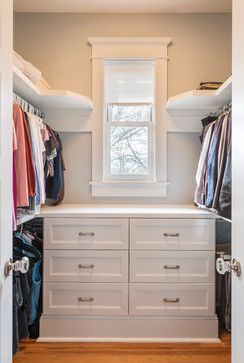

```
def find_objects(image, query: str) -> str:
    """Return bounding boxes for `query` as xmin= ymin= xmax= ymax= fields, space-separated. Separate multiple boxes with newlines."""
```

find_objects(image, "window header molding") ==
xmin=87 ymin=37 xmax=172 ymax=46
xmin=87 ymin=37 xmax=172 ymax=60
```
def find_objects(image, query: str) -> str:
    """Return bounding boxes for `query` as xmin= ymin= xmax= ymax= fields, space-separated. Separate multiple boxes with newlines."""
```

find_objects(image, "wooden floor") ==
xmin=13 ymin=333 xmax=231 ymax=363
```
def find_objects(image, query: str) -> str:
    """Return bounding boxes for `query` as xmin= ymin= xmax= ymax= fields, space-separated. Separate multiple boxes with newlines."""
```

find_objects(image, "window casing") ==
xmin=88 ymin=37 xmax=171 ymax=197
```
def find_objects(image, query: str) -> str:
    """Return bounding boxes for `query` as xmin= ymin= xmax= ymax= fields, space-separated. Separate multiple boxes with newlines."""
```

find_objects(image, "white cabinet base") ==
xmin=39 ymin=316 xmax=219 ymax=342
xmin=41 ymin=209 xmax=217 ymax=344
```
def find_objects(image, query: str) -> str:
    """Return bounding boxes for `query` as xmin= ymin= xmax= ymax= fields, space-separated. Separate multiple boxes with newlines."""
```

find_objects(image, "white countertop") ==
xmin=40 ymin=204 xmax=216 ymax=219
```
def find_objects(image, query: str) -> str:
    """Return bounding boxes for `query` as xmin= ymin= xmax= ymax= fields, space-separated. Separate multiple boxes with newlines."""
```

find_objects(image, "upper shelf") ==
xmin=166 ymin=76 xmax=232 ymax=110
xmin=13 ymin=65 xmax=93 ymax=110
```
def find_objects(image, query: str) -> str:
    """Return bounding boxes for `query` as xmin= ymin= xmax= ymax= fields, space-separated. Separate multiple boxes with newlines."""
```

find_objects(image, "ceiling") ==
xmin=14 ymin=0 xmax=232 ymax=13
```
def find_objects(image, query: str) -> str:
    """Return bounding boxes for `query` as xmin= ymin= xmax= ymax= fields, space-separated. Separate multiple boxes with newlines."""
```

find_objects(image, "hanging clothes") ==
xmin=13 ymin=104 xmax=29 ymax=207
xmin=194 ymin=122 xmax=215 ymax=206
xmin=13 ymin=221 xmax=43 ymax=354
xmin=214 ymin=113 xmax=232 ymax=219
xmin=205 ymin=113 xmax=225 ymax=208
xmin=13 ymin=96 xmax=65 ymax=228
xmin=199 ymin=115 xmax=218 ymax=144
xmin=25 ymin=113 xmax=46 ymax=205
xmin=23 ymin=112 xmax=36 ymax=198
xmin=13 ymin=122 xmax=18 ymax=231
xmin=194 ymin=106 xmax=232 ymax=220
xmin=44 ymin=124 xmax=59 ymax=179
xmin=45 ymin=130 xmax=65 ymax=206
xmin=218 ymin=147 xmax=232 ymax=219
xmin=216 ymin=220 xmax=232 ymax=331
xmin=216 ymin=271 xmax=231 ymax=331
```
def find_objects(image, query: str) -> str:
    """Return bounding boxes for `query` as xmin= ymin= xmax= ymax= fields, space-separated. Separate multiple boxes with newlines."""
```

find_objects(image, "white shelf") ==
xmin=40 ymin=204 xmax=215 ymax=219
xmin=13 ymin=65 xmax=93 ymax=110
xmin=167 ymin=77 xmax=232 ymax=110
xmin=17 ymin=214 xmax=35 ymax=226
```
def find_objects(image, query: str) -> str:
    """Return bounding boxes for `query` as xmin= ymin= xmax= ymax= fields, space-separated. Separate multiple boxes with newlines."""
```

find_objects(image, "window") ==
xmin=105 ymin=60 xmax=155 ymax=180
xmin=88 ymin=37 xmax=171 ymax=197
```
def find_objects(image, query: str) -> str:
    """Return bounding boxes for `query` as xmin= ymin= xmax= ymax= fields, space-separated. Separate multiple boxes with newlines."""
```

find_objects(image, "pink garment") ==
xmin=13 ymin=104 xmax=29 ymax=207
xmin=13 ymin=122 xmax=17 ymax=150
xmin=22 ymin=112 xmax=36 ymax=198
xmin=13 ymin=122 xmax=18 ymax=230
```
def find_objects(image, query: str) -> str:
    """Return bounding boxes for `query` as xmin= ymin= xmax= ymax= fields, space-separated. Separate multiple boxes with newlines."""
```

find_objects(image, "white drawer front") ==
xmin=44 ymin=283 xmax=128 ymax=316
xmin=44 ymin=218 xmax=128 ymax=250
xmin=129 ymin=283 xmax=215 ymax=317
xmin=130 ymin=219 xmax=215 ymax=250
xmin=130 ymin=251 xmax=215 ymax=283
xmin=44 ymin=250 xmax=128 ymax=283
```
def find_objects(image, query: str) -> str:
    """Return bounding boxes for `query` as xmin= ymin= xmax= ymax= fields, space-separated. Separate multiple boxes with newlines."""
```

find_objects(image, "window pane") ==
xmin=108 ymin=104 xmax=152 ymax=122
xmin=106 ymin=60 xmax=154 ymax=103
xmin=110 ymin=126 xmax=148 ymax=175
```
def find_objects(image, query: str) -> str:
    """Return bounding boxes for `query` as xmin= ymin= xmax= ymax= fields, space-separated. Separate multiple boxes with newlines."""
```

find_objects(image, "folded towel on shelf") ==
xmin=197 ymin=81 xmax=223 ymax=90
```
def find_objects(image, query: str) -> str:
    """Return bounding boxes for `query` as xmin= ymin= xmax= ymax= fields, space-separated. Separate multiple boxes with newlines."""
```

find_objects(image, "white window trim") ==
xmin=88 ymin=37 xmax=172 ymax=197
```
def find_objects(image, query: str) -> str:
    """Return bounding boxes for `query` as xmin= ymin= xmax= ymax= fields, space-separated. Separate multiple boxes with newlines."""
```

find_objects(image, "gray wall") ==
xmin=14 ymin=13 xmax=232 ymax=204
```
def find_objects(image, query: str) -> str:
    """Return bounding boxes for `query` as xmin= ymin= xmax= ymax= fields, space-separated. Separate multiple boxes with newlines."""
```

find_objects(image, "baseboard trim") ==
xmin=39 ymin=316 xmax=219 ymax=342
xmin=37 ymin=337 xmax=221 ymax=343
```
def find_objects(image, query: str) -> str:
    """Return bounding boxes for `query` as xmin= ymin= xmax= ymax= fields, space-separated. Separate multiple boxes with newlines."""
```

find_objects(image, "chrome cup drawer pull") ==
xmin=79 ymin=232 xmax=95 ymax=237
xmin=78 ymin=297 xmax=94 ymax=302
xmin=78 ymin=264 xmax=95 ymax=269
xmin=163 ymin=265 xmax=180 ymax=270
xmin=163 ymin=298 xmax=180 ymax=303
xmin=163 ymin=233 xmax=180 ymax=238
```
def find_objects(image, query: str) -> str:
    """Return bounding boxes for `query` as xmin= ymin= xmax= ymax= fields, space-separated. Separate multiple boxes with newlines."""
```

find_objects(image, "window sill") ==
xmin=90 ymin=181 xmax=169 ymax=197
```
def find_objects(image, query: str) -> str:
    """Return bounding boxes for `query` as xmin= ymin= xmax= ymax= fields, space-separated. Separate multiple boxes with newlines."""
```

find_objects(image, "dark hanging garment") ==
xmin=216 ymin=220 xmax=232 ymax=331
xmin=205 ymin=114 xmax=225 ymax=208
xmin=45 ymin=131 xmax=65 ymax=205
xmin=199 ymin=115 xmax=218 ymax=144
xmin=217 ymin=145 xmax=232 ymax=219
xmin=214 ymin=112 xmax=232 ymax=219
xmin=27 ymin=259 xmax=42 ymax=326
xmin=13 ymin=273 xmax=20 ymax=355
xmin=216 ymin=271 xmax=231 ymax=331
xmin=13 ymin=225 xmax=43 ymax=346
xmin=194 ymin=107 xmax=232 ymax=220
xmin=17 ymin=272 xmax=30 ymax=341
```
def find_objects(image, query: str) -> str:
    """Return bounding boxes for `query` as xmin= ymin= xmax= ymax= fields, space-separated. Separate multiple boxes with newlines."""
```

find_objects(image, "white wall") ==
xmin=14 ymin=13 xmax=232 ymax=204
xmin=60 ymin=132 xmax=200 ymax=204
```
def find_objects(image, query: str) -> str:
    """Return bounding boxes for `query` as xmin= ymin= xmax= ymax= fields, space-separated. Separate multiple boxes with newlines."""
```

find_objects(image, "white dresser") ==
xmin=39 ymin=205 xmax=218 ymax=342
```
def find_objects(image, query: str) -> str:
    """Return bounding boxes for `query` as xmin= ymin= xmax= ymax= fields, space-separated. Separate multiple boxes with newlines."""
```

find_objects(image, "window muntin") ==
xmin=107 ymin=103 xmax=152 ymax=123
xmin=105 ymin=60 xmax=155 ymax=180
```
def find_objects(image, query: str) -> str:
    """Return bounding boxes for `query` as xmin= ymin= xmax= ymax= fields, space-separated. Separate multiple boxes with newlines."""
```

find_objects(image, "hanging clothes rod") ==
xmin=13 ymin=93 xmax=45 ymax=119
xmin=207 ymin=103 xmax=232 ymax=119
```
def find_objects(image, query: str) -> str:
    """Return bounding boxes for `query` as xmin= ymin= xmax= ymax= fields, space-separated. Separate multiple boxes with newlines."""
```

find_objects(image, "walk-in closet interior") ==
xmin=1 ymin=0 xmax=235 ymax=362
